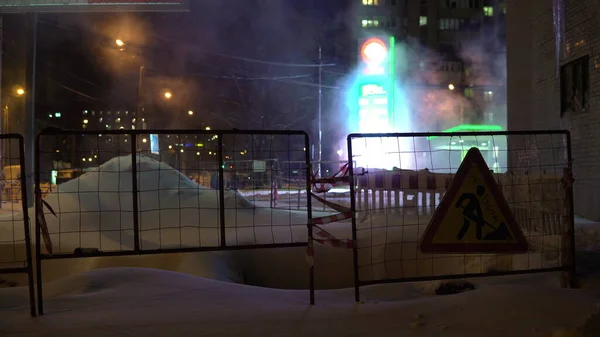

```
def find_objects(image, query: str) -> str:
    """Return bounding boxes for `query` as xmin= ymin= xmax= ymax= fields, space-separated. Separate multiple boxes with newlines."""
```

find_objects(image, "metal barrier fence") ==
xmin=274 ymin=160 xmax=354 ymax=212
xmin=0 ymin=134 xmax=35 ymax=316
xmin=347 ymin=130 xmax=574 ymax=301
xmin=34 ymin=129 xmax=313 ymax=315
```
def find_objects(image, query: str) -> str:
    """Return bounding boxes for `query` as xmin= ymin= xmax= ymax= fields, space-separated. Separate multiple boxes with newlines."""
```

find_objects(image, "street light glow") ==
xmin=360 ymin=38 xmax=388 ymax=65
xmin=115 ymin=39 xmax=125 ymax=47
xmin=164 ymin=92 xmax=173 ymax=99
xmin=205 ymin=126 xmax=211 ymax=131
xmin=16 ymin=88 xmax=25 ymax=96
xmin=188 ymin=110 xmax=194 ymax=116
xmin=448 ymin=84 xmax=455 ymax=90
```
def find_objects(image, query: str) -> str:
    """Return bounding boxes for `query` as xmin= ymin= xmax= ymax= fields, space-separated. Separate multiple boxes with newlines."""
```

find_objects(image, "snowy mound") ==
xmin=41 ymin=155 xmax=317 ymax=254
xmin=3 ymin=267 xmax=600 ymax=337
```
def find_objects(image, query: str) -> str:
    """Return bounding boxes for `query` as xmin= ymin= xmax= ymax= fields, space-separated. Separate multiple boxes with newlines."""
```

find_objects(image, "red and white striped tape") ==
xmin=356 ymin=169 xmax=453 ymax=192
xmin=311 ymin=163 xmax=350 ymax=193
xmin=310 ymin=212 xmax=353 ymax=225
xmin=306 ymin=224 xmax=354 ymax=266
xmin=306 ymin=167 xmax=355 ymax=266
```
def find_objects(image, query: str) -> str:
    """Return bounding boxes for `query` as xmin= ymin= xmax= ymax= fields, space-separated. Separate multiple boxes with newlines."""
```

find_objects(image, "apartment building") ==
xmin=353 ymin=0 xmax=507 ymax=131
xmin=506 ymin=0 xmax=600 ymax=220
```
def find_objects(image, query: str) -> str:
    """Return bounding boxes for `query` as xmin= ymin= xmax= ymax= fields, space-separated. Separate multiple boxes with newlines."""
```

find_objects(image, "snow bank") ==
xmin=40 ymin=155 xmax=313 ymax=253
xmin=1 ymin=267 xmax=599 ymax=337
xmin=0 ymin=154 xmax=594 ymax=291
xmin=1 ymin=155 xmax=344 ymax=288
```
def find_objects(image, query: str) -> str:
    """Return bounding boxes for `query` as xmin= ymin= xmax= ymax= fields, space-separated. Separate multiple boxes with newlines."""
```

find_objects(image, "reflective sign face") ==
xmin=420 ymin=147 xmax=529 ymax=254
xmin=0 ymin=0 xmax=188 ymax=13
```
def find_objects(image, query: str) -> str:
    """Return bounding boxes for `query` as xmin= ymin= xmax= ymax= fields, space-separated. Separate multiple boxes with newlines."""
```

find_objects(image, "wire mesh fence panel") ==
xmin=37 ymin=132 xmax=135 ymax=255
xmin=34 ymin=129 xmax=314 ymax=315
xmin=134 ymin=132 xmax=222 ymax=250
xmin=220 ymin=132 xmax=310 ymax=246
xmin=277 ymin=160 xmax=353 ymax=212
xmin=36 ymin=129 xmax=313 ymax=254
xmin=348 ymin=131 xmax=572 ymax=287
xmin=0 ymin=136 xmax=30 ymax=271
xmin=0 ymin=134 xmax=35 ymax=316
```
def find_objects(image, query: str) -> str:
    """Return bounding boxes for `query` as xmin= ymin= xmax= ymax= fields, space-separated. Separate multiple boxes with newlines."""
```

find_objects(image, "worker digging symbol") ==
xmin=455 ymin=185 xmax=513 ymax=241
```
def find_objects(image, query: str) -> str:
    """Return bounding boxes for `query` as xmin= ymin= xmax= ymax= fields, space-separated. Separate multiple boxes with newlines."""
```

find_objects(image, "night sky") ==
xmin=0 ymin=0 xmax=350 ymax=146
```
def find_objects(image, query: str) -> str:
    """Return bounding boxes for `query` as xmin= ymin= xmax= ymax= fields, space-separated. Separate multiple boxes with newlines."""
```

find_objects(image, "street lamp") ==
xmin=13 ymin=85 xmax=25 ymax=97
xmin=188 ymin=110 xmax=194 ymax=116
xmin=448 ymin=84 xmax=455 ymax=90
xmin=164 ymin=91 xmax=173 ymax=99
xmin=115 ymin=39 xmax=125 ymax=47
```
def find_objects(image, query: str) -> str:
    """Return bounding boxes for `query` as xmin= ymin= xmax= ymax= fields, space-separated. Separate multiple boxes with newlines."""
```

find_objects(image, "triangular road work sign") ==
xmin=420 ymin=147 xmax=528 ymax=254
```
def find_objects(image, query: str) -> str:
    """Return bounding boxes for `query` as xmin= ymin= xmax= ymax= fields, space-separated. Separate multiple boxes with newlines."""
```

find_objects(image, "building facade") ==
xmin=352 ymin=0 xmax=507 ymax=132
xmin=506 ymin=0 xmax=600 ymax=220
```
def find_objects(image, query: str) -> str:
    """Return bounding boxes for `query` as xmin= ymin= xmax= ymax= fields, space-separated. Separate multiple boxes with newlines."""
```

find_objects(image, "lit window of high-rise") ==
xmin=362 ymin=0 xmax=379 ymax=5
xmin=483 ymin=6 xmax=493 ymax=16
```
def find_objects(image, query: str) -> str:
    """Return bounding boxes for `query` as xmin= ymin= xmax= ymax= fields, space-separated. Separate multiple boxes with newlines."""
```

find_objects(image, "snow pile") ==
xmin=1 ymin=267 xmax=599 ymax=337
xmin=41 ymin=155 xmax=314 ymax=253
xmin=2 ymin=154 xmax=600 ymax=292
xmin=1 ymin=155 xmax=350 ymax=288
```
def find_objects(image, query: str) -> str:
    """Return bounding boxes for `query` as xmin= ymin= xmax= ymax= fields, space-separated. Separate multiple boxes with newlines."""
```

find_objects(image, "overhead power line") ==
xmin=38 ymin=19 xmax=336 ymax=68
xmin=152 ymin=33 xmax=337 ymax=68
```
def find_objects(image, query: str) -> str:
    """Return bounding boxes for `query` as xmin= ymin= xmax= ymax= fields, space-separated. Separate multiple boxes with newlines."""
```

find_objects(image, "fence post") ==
xmin=347 ymin=136 xmax=360 ymax=303
xmin=561 ymin=167 xmax=576 ymax=288
xmin=18 ymin=135 xmax=36 ymax=317
xmin=217 ymin=133 xmax=226 ymax=247
xmin=34 ymin=133 xmax=43 ymax=315
xmin=131 ymin=132 xmax=140 ymax=252
xmin=304 ymin=134 xmax=314 ymax=305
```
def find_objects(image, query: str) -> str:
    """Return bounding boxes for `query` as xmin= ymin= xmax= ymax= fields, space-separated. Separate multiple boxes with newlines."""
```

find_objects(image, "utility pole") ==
xmin=317 ymin=46 xmax=322 ymax=178
xmin=24 ymin=13 xmax=38 ymax=208
xmin=136 ymin=65 xmax=145 ymax=152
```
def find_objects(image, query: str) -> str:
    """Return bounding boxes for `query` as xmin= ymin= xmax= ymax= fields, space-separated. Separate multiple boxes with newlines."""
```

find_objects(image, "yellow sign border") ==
xmin=420 ymin=147 xmax=529 ymax=253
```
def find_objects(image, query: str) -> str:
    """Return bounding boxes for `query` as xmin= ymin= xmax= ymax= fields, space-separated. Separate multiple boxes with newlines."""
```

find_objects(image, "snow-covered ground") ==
xmin=1 ymin=268 xmax=600 ymax=336
xmin=0 ymin=155 xmax=599 ymax=336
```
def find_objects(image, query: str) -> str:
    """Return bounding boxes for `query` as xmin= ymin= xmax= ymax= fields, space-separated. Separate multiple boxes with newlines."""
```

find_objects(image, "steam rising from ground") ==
xmin=334 ymin=19 xmax=507 ymax=167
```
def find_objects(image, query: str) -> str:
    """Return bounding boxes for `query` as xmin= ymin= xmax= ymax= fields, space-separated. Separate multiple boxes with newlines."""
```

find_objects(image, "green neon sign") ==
xmin=426 ymin=124 xmax=504 ymax=140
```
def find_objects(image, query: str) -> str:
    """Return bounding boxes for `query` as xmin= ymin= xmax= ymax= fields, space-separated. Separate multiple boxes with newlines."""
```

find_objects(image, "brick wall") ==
xmin=507 ymin=0 xmax=600 ymax=220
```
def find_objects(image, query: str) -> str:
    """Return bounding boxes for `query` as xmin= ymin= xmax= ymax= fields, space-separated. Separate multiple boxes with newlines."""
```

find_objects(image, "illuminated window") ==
xmin=420 ymin=16 xmax=427 ymax=26
xmin=464 ymin=88 xmax=474 ymax=98
xmin=483 ymin=6 xmax=493 ymax=16
xmin=362 ymin=0 xmax=379 ymax=5
xmin=484 ymin=91 xmax=493 ymax=102
xmin=361 ymin=19 xmax=380 ymax=28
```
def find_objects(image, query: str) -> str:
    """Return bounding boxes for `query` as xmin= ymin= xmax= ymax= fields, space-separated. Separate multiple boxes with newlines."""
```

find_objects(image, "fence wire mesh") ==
xmin=348 ymin=131 xmax=572 ymax=286
xmin=0 ymin=134 xmax=35 ymax=316
xmin=35 ymin=130 xmax=312 ymax=257
xmin=277 ymin=160 xmax=352 ymax=212
xmin=0 ymin=136 xmax=32 ymax=274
